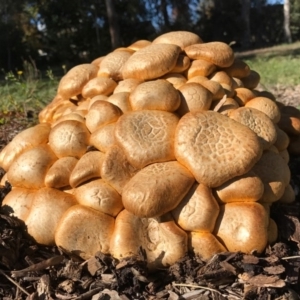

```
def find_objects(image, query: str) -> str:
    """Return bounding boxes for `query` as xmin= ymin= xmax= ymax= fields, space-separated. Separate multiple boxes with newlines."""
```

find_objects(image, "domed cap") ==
xmin=49 ymin=120 xmax=90 ymax=158
xmin=2 ymin=187 xmax=36 ymax=221
xmin=110 ymin=210 xmax=188 ymax=270
xmin=81 ymin=77 xmax=117 ymax=99
xmin=252 ymin=150 xmax=290 ymax=203
xmin=152 ymin=31 xmax=202 ymax=50
xmin=129 ymin=79 xmax=181 ymax=112
xmin=214 ymin=202 xmax=268 ymax=253
xmin=90 ymin=123 xmax=116 ymax=153
xmin=97 ymin=50 xmax=132 ymax=81
xmin=222 ymin=58 xmax=251 ymax=78
xmin=74 ymin=179 xmax=123 ymax=217
xmin=26 ymin=187 xmax=77 ymax=245
xmin=57 ymin=64 xmax=98 ymax=99
xmin=122 ymin=161 xmax=195 ymax=218
xmin=45 ymin=156 xmax=78 ymax=188
xmin=175 ymin=111 xmax=263 ymax=187
xmin=169 ymin=54 xmax=191 ymax=73
xmin=172 ymin=183 xmax=219 ymax=232
xmin=215 ymin=170 xmax=264 ymax=203
xmin=107 ymin=92 xmax=132 ymax=114
xmin=7 ymin=145 xmax=57 ymax=189
xmin=101 ymin=145 xmax=138 ymax=194
xmin=69 ymin=151 xmax=104 ymax=188
xmin=229 ymin=107 xmax=277 ymax=150
xmin=122 ymin=43 xmax=181 ymax=80
xmin=55 ymin=205 xmax=114 ymax=259
xmin=245 ymin=97 xmax=281 ymax=123
xmin=189 ymin=232 xmax=226 ymax=261
xmin=115 ymin=110 xmax=179 ymax=169
xmin=185 ymin=59 xmax=216 ymax=78
xmin=0 ymin=123 xmax=51 ymax=171
xmin=185 ymin=42 xmax=234 ymax=68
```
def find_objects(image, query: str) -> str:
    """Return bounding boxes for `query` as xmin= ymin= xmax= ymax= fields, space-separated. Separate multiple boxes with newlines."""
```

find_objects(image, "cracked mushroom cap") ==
xmin=175 ymin=111 xmax=263 ymax=187
xmin=115 ymin=110 xmax=179 ymax=169
xmin=229 ymin=107 xmax=277 ymax=150
xmin=214 ymin=202 xmax=269 ymax=253
xmin=55 ymin=205 xmax=114 ymax=259
xmin=122 ymin=161 xmax=195 ymax=218
xmin=48 ymin=120 xmax=90 ymax=159
xmin=172 ymin=183 xmax=219 ymax=232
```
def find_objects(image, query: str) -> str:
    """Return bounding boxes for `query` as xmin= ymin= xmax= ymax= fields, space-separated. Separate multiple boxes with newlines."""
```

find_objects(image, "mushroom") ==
xmin=0 ymin=30 xmax=296 ymax=267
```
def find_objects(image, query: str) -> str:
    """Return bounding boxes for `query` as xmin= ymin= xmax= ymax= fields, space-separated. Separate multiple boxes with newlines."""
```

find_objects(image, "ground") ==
xmin=0 ymin=85 xmax=300 ymax=299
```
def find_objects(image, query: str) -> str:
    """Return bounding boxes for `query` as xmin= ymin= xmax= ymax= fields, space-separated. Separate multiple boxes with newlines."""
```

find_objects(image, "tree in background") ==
xmin=284 ymin=0 xmax=292 ymax=42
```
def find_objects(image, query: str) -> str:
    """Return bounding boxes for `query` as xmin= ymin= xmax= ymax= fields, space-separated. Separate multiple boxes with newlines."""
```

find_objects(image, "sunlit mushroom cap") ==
xmin=115 ymin=110 xmax=179 ymax=169
xmin=172 ymin=183 xmax=219 ymax=232
xmin=55 ymin=205 xmax=114 ymax=259
xmin=215 ymin=202 xmax=268 ymax=253
xmin=122 ymin=161 xmax=194 ymax=218
xmin=26 ymin=187 xmax=77 ymax=245
xmin=81 ymin=77 xmax=117 ymax=99
xmin=122 ymin=43 xmax=181 ymax=80
xmin=175 ymin=111 xmax=263 ymax=187
xmin=185 ymin=42 xmax=234 ymax=68
xmin=7 ymin=145 xmax=57 ymax=189
xmin=57 ymin=64 xmax=98 ymax=99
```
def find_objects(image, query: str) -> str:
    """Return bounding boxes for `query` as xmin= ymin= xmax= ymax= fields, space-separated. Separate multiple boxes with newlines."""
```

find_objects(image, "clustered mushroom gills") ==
xmin=0 ymin=31 xmax=297 ymax=270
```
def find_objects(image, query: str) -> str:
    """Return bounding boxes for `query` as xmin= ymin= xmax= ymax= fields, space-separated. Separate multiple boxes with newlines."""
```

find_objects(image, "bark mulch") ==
xmin=0 ymin=87 xmax=300 ymax=299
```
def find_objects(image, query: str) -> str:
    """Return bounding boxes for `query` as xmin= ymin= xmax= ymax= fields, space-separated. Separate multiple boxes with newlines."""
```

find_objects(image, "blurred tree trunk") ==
xmin=283 ymin=0 xmax=292 ymax=43
xmin=241 ymin=0 xmax=251 ymax=48
xmin=105 ymin=0 xmax=121 ymax=49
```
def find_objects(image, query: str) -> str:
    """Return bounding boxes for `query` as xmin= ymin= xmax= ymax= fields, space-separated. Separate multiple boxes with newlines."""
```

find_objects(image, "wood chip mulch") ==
xmin=1 ymin=90 xmax=300 ymax=300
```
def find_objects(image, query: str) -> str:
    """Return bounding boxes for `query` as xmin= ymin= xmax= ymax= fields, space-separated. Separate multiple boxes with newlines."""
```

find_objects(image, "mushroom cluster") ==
xmin=0 ymin=31 xmax=295 ymax=270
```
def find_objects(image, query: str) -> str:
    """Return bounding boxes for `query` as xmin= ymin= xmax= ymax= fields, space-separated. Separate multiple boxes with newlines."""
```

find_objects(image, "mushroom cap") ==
xmin=229 ymin=107 xmax=277 ymax=150
xmin=26 ymin=187 xmax=77 ymax=245
xmin=215 ymin=170 xmax=264 ymax=203
xmin=81 ymin=77 xmax=117 ymax=99
xmin=214 ymin=202 xmax=268 ymax=253
xmin=279 ymin=148 xmax=290 ymax=164
xmin=185 ymin=42 xmax=234 ymax=68
xmin=0 ymin=123 xmax=51 ymax=171
xmin=49 ymin=120 xmax=90 ymax=158
xmin=97 ymin=50 xmax=132 ymax=81
xmin=177 ymin=82 xmax=212 ymax=115
xmin=278 ymin=114 xmax=300 ymax=135
xmin=273 ymin=125 xmax=290 ymax=151
xmin=278 ymin=184 xmax=295 ymax=204
xmin=107 ymin=92 xmax=132 ymax=114
xmin=45 ymin=156 xmax=78 ymax=188
xmin=175 ymin=111 xmax=263 ymax=187
xmin=2 ymin=187 xmax=36 ymax=221
xmin=52 ymin=112 xmax=86 ymax=127
xmin=7 ymin=145 xmax=57 ymax=189
xmin=288 ymin=135 xmax=300 ymax=155
xmin=240 ymin=70 xmax=260 ymax=89
xmin=252 ymin=150 xmax=290 ymax=203
xmin=57 ymin=64 xmax=98 ymax=99
xmin=113 ymin=78 xmax=143 ymax=94
xmin=127 ymin=39 xmax=151 ymax=51
xmin=189 ymin=232 xmax=227 ymax=261
xmin=101 ymin=145 xmax=138 ymax=194
xmin=122 ymin=43 xmax=181 ymax=80
xmin=122 ymin=161 xmax=195 ymax=218
xmin=234 ymin=87 xmax=256 ymax=106
xmin=172 ymin=183 xmax=219 ymax=232
xmin=115 ymin=110 xmax=179 ymax=169
xmin=211 ymin=97 xmax=239 ymax=116
xmin=222 ymin=58 xmax=251 ymax=78
xmin=161 ymin=73 xmax=187 ymax=89
xmin=90 ymin=123 xmax=116 ymax=152
xmin=267 ymin=218 xmax=278 ymax=245
xmin=74 ymin=179 xmax=123 ymax=217
xmin=110 ymin=210 xmax=188 ymax=270
xmin=69 ymin=151 xmax=104 ymax=188
xmin=129 ymin=79 xmax=181 ymax=112
xmin=55 ymin=205 xmax=114 ymax=259
xmin=185 ymin=59 xmax=216 ymax=78
xmin=85 ymin=100 xmax=122 ymax=133
xmin=169 ymin=54 xmax=191 ymax=73
xmin=245 ymin=97 xmax=281 ymax=124
xmin=152 ymin=31 xmax=202 ymax=50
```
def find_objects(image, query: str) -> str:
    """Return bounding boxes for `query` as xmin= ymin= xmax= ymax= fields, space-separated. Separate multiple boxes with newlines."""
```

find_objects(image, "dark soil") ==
xmin=1 ymin=88 xmax=300 ymax=300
